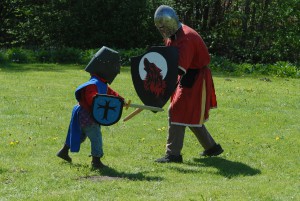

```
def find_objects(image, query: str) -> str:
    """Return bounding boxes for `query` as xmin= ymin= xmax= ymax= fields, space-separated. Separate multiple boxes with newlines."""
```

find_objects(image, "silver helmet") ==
xmin=154 ymin=5 xmax=182 ymax=38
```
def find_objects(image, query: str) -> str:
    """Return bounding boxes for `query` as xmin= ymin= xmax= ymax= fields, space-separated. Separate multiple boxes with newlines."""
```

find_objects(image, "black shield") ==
xmin=131 ymin=46 xmax=178 ymax=108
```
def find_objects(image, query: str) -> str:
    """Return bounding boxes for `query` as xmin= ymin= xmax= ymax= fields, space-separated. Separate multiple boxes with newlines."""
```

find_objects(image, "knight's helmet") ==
xmin=154 ymin=5 xmax=182 ymax=39
xmin=85 ymin=46 xmax=120 ymax=84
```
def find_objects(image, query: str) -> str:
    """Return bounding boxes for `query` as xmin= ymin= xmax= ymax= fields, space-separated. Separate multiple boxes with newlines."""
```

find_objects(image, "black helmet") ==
xmin=85 ymin=46 xmax=120 ymax=84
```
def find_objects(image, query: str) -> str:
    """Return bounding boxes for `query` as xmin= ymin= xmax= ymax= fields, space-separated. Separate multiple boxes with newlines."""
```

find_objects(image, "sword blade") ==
xmin=128 ymin=104 xmax=163 ymax=112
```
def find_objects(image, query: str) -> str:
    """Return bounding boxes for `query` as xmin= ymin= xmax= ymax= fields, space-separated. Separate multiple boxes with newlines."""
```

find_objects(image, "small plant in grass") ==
xmin=273 ymin=61 xmax=299 ymax=78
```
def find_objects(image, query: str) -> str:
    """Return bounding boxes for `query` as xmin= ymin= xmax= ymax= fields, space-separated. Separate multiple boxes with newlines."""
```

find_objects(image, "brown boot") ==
xmin=56 ymin=144 xmax=72 ymax=162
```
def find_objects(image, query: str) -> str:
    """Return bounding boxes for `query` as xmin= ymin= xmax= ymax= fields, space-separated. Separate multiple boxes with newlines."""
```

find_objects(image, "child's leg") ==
xmin=56 ymin=144 xmax=72 ymax=162
xmin=57 ymin=127 xmax=87 ymax=163
xmin=80 ymin=132 xmax=87 ymax=143
xmin=82 ymin=124 xmax=103 ymax=157
xmin=82 ymin=124 xmax=107 ymax=168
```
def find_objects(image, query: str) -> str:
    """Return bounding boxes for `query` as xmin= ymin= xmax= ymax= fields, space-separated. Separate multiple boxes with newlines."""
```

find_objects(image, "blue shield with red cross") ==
xmin=92 ymin=95 xmax=124 ymax=126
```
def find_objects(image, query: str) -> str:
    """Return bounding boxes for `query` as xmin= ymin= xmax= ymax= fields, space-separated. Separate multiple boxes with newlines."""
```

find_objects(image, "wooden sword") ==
xmin=123 ymin=100 xmax=164 ymax=122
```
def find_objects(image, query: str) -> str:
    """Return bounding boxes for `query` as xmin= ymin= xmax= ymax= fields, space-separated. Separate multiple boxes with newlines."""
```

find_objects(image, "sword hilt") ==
xmin=125 ymin=100 xmax=131 ymax=110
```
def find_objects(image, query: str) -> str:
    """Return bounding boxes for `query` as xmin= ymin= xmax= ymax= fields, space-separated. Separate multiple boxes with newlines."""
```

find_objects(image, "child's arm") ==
xmin=107 ymin=86 xmax=125 ymax=101
xmin=81 ymin=85 xmax=126 ymax=111
xmin=79 ymin=85 xmax=98 ymax=112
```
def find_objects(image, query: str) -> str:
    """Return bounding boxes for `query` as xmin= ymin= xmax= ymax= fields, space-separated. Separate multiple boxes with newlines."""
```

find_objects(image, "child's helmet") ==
xmin=85 ymin=46 xmax=120 ymax=84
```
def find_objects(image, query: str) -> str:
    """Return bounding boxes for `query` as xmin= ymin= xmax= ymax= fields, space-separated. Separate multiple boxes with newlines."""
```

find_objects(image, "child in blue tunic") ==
xmin=57 ymin=46 xmax=125 ymax=169
xmin=57 ymin=74 xmax=124 ymax=168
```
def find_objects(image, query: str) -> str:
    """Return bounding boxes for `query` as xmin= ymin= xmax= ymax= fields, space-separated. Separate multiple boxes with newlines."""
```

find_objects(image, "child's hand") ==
xmin=123 ymin=100 xmax=131 ymax=109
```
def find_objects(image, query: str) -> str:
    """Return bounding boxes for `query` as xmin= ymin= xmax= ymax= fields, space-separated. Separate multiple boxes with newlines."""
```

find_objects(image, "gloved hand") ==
xmin=179 ymin=69 xmax=199 ymax=88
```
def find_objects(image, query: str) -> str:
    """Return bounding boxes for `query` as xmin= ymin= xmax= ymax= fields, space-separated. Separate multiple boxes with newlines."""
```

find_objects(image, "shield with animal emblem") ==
xmin=92 ymin=94 xmax=124 ymax=126
xmin=130 ymin=46 xmax=178 ymax=108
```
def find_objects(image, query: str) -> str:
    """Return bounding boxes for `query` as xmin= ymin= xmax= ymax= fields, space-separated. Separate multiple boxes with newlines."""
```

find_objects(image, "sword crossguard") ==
xmin=125 ymin=100 xmax=131 ymax=110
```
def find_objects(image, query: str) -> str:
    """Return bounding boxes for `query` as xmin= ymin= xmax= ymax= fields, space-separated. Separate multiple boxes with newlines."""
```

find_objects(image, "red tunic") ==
xmin=165 ymin=24 xmax=217 ymax=126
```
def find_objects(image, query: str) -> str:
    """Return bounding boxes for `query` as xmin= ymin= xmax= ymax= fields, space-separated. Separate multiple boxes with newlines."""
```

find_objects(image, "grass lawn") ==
xmin=0 ymin=63 xmax=299 ymax=201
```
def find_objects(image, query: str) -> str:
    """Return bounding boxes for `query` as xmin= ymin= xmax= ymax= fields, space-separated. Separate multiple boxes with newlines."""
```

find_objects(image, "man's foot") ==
xmin=56 ymin=150 xmax=72 ymax=162
xmin=200 ymin=144 xmax=223 ymax=157
xmin=155 ymin=154 xmax=183 ymax=163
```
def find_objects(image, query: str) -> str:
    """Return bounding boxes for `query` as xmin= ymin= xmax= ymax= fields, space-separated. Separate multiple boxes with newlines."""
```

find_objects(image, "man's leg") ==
xmin=189 ymin=125 xmax=215 ymax=150
xmin=166 ymin=124 xmax=185 ymax=156
xmin=189 ymin=125 xmax=223 ymax=156
xmin=155 ymin=108 xmax=185 ymax=163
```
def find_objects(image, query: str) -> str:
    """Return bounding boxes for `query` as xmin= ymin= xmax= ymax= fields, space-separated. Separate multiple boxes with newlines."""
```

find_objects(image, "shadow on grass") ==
xmin=190 ymin=157 xmax=261 ymax=178
xmin=88 ymin=166 xmax=163 ymax=181
xmin=69 ymin=163 xmax=163 ymax=182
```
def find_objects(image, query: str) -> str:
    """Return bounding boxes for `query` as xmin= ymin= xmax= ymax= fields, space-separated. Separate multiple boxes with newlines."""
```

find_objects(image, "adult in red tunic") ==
xmin=154 ymin=5 xmax=223 ymax=163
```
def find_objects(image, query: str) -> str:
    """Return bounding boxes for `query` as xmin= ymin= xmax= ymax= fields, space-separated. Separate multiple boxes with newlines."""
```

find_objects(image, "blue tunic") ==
xmin=65 ymin=76 xmax=107 ymax=152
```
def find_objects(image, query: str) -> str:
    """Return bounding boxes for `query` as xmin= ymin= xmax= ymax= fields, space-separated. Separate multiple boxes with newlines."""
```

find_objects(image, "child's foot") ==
xmin=91 ymin=160 xmax=107 ymax=169
xmin=56 ymin=149 xmax=72 ymax=162
xmin=91 ymin=156 xmax=108 ymax=169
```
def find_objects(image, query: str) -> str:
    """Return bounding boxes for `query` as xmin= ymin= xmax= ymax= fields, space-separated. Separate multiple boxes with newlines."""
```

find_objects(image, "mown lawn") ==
xmin=0 ymin=63 xmax=299 ymax=201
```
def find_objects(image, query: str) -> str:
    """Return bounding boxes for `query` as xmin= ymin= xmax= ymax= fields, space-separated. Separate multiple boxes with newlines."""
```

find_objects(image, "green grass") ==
xmin=0 ymin=63 xmax=299 ymax=201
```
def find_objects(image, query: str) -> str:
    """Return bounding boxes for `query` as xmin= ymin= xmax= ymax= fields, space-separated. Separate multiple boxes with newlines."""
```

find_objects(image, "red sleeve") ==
xmin=177 ymin=38 xmax=194 ymax=70
xmin=79 ymin=84 xmax=98 ymax=111
xmin=85 ymin=85 xmax=98 ymax=106
xmin=167 ymin=25 xmax=210 ymax=71
xmin=165 ymin=31 xmax=194 ymax=72
xmin=80 ymin=85 xmax=124 ymax=111
xmin=107 ymin=86 xmax=124 ymax=101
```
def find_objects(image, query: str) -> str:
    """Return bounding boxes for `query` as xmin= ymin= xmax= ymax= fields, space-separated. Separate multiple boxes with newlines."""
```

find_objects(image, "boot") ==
xmin=155 ymin=154 xmax=183 ymax=163
xmin=91 ymin=156 xmax=107 ymax=169
xmin=200 ymin=144 xmax=223 ymax=157
xmin=56 ymin=144 xmax=72 ymax=162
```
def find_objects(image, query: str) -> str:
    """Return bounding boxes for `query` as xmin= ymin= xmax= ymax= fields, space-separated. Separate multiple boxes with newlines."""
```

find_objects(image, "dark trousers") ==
xmin=166 ymin=109 xmax=216 ymax=156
